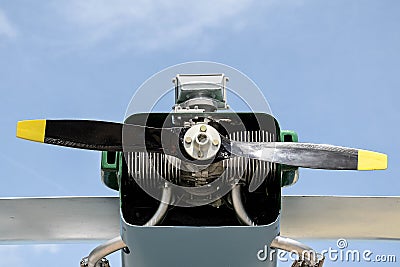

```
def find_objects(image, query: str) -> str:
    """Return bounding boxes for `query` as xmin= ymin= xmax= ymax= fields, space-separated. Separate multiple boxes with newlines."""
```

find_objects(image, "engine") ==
xmin=101 ymin=74 xmax=296 ymax=227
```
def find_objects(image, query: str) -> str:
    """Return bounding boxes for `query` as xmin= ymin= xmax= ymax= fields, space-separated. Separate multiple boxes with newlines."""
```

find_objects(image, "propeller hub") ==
xmin=183 ymin=124 xmax=221 ymax=160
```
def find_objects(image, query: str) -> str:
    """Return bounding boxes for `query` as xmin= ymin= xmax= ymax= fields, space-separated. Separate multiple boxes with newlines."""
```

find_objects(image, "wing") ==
xmin=281 ymin=196 xmax=400 ymax=239
xmin=0 ymin=196 xmax=120 ymax=243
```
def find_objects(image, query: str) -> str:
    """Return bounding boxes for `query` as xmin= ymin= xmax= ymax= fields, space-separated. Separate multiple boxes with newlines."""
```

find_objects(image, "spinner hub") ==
xmin=183 ymin=124 xmax=221 ymax=160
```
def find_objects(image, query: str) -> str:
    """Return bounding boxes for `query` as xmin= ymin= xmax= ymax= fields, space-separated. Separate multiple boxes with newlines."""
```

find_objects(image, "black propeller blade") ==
xmin=17 ymin=120 xmax=124 ymax=151
xmin=16 ymin=119 xmax=181 ymax=153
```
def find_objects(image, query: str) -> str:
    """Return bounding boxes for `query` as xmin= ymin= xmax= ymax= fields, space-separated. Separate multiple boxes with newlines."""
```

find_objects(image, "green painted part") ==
xmin=101 ymin=151 xmax=122 ymax=191
xmin=281 ymin=170 xmax=298 ymax=187
xmin=280 ymin=130 xmax=299 ymax=187
xmin=280 ymin=130 xmax=298 ymax=142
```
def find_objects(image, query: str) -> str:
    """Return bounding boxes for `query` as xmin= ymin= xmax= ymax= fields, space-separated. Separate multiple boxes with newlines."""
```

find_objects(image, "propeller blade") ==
xmin=16 ymin=120 xmax=181 ymax=153
xmin=17 ymin=120 xmax=123 ymax=151
xmin=0 ymin=197 xmax=120 ymax=243
xmin=281 ymin=196 xmax=400 ymax=239
xmin=229 ymin=141 xmax=387 ymax=170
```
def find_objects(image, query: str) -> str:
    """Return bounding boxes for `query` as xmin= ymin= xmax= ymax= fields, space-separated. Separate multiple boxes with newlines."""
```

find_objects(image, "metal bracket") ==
xmin=80 ymin=257 xmax=110 ymax=267
xmin=271 ymin=236 xmax=325 ymax=267
xmin=80 ymin=236 xmax=126 ymax=267
xmin=291 ymin=257 xmax=325 ymax=267
xmin=173 ymin=74 xmax=229 ymax=111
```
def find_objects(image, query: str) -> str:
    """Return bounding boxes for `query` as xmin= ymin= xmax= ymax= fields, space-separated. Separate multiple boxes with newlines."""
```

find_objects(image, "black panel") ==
xmin=121 ymin=112 xmax=281 ymax=226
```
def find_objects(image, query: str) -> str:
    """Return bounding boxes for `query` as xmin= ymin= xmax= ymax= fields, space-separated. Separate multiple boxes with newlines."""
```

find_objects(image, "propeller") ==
xmin=17 ymin=119 xmax=387 ymax=170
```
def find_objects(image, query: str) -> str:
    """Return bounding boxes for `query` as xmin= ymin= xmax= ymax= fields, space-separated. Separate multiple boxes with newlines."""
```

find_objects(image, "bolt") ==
xmin=185 ymin=136 xmax=192 ymax=144
xmin=97 ymin=258 xmax=110 ymax=267
xmin=80 ymin=257 xmax=88 ymax=267
xmin=200 ymin=125 xmax=207 ymax=132
xmin=212 ymin=139 xmax=219 ymax=146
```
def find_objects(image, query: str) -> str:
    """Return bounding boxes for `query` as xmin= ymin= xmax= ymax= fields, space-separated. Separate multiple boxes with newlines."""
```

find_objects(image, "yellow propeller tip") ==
xmin=16 ymin=120 xmax=46 ymax=143
xmin=357 ymin=150 xmax=388 ymax=170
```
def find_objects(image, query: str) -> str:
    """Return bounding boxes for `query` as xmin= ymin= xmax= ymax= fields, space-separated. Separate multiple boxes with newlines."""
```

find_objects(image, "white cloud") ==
xmin=0 ymin=9 xmax=17 ymax=39
xmin=58 ymin=0 xmax=256 ymax=51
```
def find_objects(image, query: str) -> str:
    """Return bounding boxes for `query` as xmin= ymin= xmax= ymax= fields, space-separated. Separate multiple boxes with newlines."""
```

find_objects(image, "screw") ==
xmin=200 ymin=125 xmax=207 ymax=132
xmin=212 ymin=139 xmax=219 ymax=146
xmin=80 ymin=257 xmax=88 ymax=267
xmin=185 ymin=136 xmax=192 ymax=144
xmin=198 ymin=151 xmax=204 ymax=158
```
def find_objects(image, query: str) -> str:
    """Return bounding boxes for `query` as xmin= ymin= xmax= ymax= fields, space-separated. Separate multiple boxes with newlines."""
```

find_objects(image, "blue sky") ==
xmin=0 ymin=0 xmax=399 ymax=266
